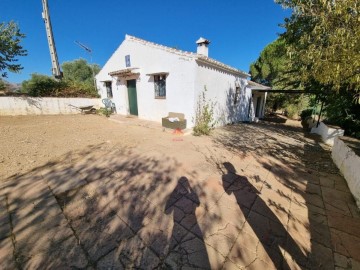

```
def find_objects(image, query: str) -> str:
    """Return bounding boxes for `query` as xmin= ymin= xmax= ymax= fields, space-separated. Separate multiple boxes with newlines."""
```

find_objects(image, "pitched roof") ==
xmin=125 ymin=35 xmax=250 ymax=77
xmin=247 ymin=80 xmax=271 ymax=90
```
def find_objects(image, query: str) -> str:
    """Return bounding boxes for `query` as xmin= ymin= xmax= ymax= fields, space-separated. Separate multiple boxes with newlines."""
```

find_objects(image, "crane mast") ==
xmin=41 ymin=0 xmax=62 ymax=79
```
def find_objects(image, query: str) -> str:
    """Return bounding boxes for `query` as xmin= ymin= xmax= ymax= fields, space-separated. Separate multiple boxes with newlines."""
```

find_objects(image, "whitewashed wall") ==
xmin=0 ymin=97 xmax=101 ymax=115
xmin=332 ymin=137 xmax=360 ymax=209
xmin=96 ymin=35 xmax=264 ymax=128
xmin=194 ymin=62 xmax=249 ymax=126
xmin=96 ymin=36 xmax=197 ymax=125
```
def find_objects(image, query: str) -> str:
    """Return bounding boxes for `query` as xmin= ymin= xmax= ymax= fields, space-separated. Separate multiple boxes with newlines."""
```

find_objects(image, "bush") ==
xmin=323 ymin=90 xmax=360 ymax=139
xmin=284 ymin=104 xmax=299 ymax=119
xmin=55 ymin=81 xmax=99 ymax=98
xmin=97 ymin=107 xmax=112 ymax=117
xmin=22 ymin=74 xmax=65 ymax=97
xmin=193 ymin=87 xmax=216 ymax=136
xmin=21 ymin=73 xmax=99 ymax=98
xmin=300 ymin=109 xmax=313 ymax=121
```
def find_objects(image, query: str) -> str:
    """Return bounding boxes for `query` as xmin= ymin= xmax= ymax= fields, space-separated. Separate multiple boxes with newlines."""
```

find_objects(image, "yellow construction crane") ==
xmin=41 ymin=0 xmax=63 ymax=79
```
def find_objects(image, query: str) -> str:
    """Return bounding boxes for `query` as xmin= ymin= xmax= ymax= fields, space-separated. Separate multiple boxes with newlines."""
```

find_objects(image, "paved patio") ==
xmin=0 ymin=115 xmax=359 ymax=269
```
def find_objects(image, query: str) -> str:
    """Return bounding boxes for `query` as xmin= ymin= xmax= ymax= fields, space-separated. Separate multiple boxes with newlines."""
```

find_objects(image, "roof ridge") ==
xmin=125 ymin=34 xmax=196 ymax=57
xmin=125 ymin=34 xmax=249 ymax=77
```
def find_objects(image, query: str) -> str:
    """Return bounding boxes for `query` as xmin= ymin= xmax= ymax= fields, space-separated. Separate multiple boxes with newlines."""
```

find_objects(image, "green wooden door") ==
xmin=127 ymin=80 xmax=138 ymax=116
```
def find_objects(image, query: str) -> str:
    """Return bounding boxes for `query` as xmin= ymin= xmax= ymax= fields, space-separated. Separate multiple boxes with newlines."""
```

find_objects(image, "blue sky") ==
xmin=2 ymin=0 xmax=290 ymax=83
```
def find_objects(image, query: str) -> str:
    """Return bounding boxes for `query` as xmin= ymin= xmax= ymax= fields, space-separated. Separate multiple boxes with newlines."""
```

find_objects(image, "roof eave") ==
xmin=196 ymin=57 xmax=250 ymax=77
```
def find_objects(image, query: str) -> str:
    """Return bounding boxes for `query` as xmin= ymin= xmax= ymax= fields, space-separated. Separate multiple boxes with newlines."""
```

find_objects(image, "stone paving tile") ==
xmin=293 ymin=213 xmax=330 ymax=250
xmin=322 ymin=186 xmax=356 ymax=217
xmin=308 ymin=241 xmax=335 ymax=270
xmin=13 ymin=214 xmax=72 ymax=259
xmin=258 ymin=185 xmax=291 ymax=225
xmin=196 ymin=176 xmax=224 ymax=212
xmin=0 ymin=236 xmax=16 ymax=270
xmin=282 ymin=253 xmax=306 ymax=270
xmin=284 ymin=218 xmax=311 ymax=255
xmin=226 ymin=243 xmax=258 ymax=269
xmin=2 ymin=176 xmax=52 ymax=213
xmin=327 ymin=210 xmax=360 ymax=237
xmin=0 ymin=197 xmax=10 ymax=240
xmin=21 ymin=236 xmax=88 ymax=269
xmin=205 ymin=197 xmax=248 ymax=232
xmin=206 ymin=244 xmax=227 ymax=269
xmin=45 ymin=169 xmax=88 ymax=196
xmin=205 ymin=232 xmax=238 ymax=259
xmin=166 ymin=233 xmax=211 ymax=269
xmin=116 ymin=235 xmax=161 ymax=269
xmin=61 ymin=193 xmax=134 ymax=262
xmin=334 ymin=252 xmax=352 ymax=269
xmin=1 ymin=119 xmax=360 ymax=269
xmin=0 ymin=221 xmax=11 ymax=243
xmin=245 ymin=162 xmax=270 ymax=180
xmin=97 ymin=250 xmax=125 ymax=269
xmin=330 ymin=228 xmax=360 ymax=262
xmin=350 ymin=258 xmax=360 ymax=270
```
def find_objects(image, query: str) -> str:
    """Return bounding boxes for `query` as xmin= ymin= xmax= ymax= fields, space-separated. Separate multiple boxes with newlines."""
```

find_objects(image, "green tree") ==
xmin=250 ymin=38 xmax=309 ymax=114
xmin=0 ymin=79 xmax=5 ymax=91
xmin=0 ymin=21 xmax=27 ymax=78
xmin=21 ymin=72 xmax=99 ymax=98
xmin=22 ymin=73 xmax=65 ymax=97
xmin=250 ymin=38 xmax=295 ymax=89
xmin=62 ymin=59 xmax=100 ymax=86
xmin=275 ymin=0 xmax=360 ymax=92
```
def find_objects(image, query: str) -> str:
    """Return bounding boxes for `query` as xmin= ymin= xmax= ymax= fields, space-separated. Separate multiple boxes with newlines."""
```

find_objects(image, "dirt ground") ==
xmin=0 ymin=115 xmax=177 ymax=181
xmin=0 ymin=114 xmax=302 ymax=181
xmin=0 ymin=114 xmax=359 ymax=269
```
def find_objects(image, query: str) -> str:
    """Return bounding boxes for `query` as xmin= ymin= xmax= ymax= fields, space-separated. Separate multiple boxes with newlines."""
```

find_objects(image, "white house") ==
xmin=96 ymin=35 xmax=268 ymax=128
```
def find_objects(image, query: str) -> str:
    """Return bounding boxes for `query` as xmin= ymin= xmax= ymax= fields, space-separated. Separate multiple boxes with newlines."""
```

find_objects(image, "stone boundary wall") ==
xmin=332 ymin=136 xmax=360 ymax=209
xmin=0 ymin=97 xmax=102 ymax=115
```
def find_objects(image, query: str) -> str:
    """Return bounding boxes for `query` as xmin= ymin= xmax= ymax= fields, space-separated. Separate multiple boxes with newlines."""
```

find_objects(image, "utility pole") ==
xmin=41 ymin=0 xmax=63 ymax=79
xmin=75 ymin=41 xmax=97 ymax=90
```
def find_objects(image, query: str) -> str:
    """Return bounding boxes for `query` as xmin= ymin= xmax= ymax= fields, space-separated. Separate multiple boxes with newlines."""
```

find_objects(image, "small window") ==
xmin=154 ymin=75 xmax=166 ymax=98
xmin=105 ymin=81 xmax=113 ymax=98
xmin=234 ymin=86 xmax=240 ymax=104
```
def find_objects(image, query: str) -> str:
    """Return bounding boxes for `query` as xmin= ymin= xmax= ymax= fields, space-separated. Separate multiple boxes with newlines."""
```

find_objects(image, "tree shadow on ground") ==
xmin=221 ymin=162 xmax=308 ymax=269
xmin=0 ymin=144 xmax=212 ymax=269
xmin=212 ymin=121 xmax=351 ymax=269
xmin=262 ymin=113 xmax=287 ymax=124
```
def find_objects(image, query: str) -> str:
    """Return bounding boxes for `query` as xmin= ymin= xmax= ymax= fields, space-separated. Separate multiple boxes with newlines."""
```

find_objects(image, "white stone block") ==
xmin=311 ymin=122 xmax=344 ymax=146
xmin=332 ymin=137 xmax=360 ymax=209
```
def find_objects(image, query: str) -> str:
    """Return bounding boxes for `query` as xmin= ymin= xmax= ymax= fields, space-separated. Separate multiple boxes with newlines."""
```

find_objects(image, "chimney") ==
xmin=196 ymin=37 xmax=210 ymax=57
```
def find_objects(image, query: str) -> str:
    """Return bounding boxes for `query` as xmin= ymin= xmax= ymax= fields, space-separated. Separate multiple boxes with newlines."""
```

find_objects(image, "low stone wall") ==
xmin=332 ymin=136 xmax=360 ymax=209
xmin=311 ymin=122 xmax=344 ymax=146
xmin=0 ymin=97 xmax=102 ymax=115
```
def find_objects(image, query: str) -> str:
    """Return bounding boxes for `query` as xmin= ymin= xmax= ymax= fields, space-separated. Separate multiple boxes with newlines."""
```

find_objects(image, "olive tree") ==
xmin=276 ymin=0 xmax=360 ymax=93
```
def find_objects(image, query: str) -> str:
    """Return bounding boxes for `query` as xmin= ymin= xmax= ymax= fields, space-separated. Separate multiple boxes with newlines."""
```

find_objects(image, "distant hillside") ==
xmin=0 ymin=79 xmax=22 ymax=95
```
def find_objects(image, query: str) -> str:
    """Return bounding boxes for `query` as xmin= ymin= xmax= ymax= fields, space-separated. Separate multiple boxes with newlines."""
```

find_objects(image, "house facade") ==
xmin=96 ymin=35 xmax=268 ymax=127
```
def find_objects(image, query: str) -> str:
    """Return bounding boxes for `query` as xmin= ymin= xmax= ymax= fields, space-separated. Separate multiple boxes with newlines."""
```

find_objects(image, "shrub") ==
xmin=193 ymin=87 xmax=217 ymax=136
xmin=323 ymin=90 xmax=360 ymax=139
xmin=300 ymin=109 xmax=313 ymax=121
xmin=284 ymin=104 xmax=299 ymax=119
xmin=21 ymin=73 xmax=99 ymax=98
xmin=97 ymin=107 xmax=112 ymax=117
xmin=22 ymin=74 xmax=65 ymax=97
